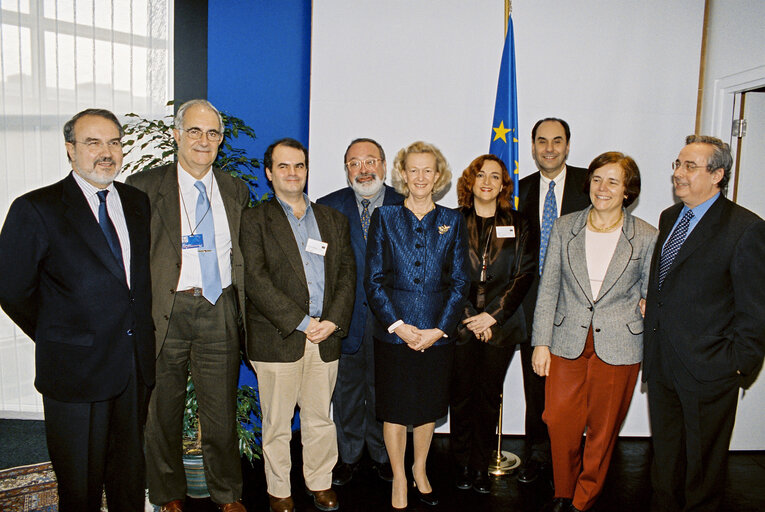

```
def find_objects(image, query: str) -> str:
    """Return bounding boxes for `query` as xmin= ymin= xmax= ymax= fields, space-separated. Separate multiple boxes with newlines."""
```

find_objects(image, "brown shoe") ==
xmin=306 ymin=488 xmax=339 ymax=511
xmin=267 ymin=494 xmax=295 ymax=512
xmin=218 ymin=501 xmax=246 ymax=512
xmin=160 ymin=500 xmax=184 ymax=512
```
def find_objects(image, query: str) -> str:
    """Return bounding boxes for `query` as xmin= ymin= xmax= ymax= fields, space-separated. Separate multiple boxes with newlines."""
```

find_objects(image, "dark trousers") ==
xmin=43 ymin=357 xmax=149 ymax=512
xmin=520 ymin=340 xmax=550 ymax=461
xmin=647 ymin=339 xmax=739 ymax=512
xmin=145 ymin=286 xmax=242 ymax=505
xmin=332 ymin=310 xmax=387 ymax=465
xmin=545 ymin=327 xmax=639 ymax=511
xmin=450 ymin=338 xmax=515 ymax=471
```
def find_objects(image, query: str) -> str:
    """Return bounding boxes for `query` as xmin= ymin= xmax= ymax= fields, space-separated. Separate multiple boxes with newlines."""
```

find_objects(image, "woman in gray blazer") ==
xmin=531 ymin=152 xmax=657 ymax=512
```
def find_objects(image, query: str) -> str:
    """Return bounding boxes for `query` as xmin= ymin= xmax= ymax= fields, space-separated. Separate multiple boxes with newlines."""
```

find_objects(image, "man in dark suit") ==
xmin=317 ymin=138 xmax=402 ymax=485
xmin=644 ymin=135 xmax=765 ymax=512
xmin=0 ymin=109 xmax=154 ymax=511
xmin=241 ymin=138 xmax=355 ymax=512
xmin=126 ymin=99 xmax=249 ymax=512
xmin=517 ymin=117 xmax=590 ymax=483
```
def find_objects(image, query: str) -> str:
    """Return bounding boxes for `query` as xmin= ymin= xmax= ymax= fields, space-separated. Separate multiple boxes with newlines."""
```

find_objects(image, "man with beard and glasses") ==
xmin=0 ymin=109 xmax=154 ymax=511
xmin=317 ymin=138 xmax=403 ymax=485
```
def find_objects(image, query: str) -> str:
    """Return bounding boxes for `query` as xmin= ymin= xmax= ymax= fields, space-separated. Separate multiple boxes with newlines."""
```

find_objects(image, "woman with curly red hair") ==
xmin=450 ymin=154 xmax=535 ymax=493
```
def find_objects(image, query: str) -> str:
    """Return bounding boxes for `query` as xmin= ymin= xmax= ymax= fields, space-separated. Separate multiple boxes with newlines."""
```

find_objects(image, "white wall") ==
xmin=699 ymin=0 xmax=765 ymax=134
xmin=309 ymin=1 xmax=718 ymax=438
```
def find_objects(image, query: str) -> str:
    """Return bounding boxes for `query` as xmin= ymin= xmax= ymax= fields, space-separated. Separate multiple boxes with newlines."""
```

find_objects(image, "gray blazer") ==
xmin=531 ymin=207 xmax=657 ymax=365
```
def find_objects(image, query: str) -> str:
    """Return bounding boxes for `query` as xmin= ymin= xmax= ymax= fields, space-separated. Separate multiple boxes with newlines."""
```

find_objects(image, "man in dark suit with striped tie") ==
xmin=0 ymin=109 xmax=154 ymax=511
xmin=317 ymin=138 xmax=403 ymax=485
xmin=644 ymin=135 xmax=765 ymax=512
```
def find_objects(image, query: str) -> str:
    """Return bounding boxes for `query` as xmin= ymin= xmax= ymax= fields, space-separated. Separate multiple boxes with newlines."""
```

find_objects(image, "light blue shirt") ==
xmin=275 ymin=194 xmax=325 ymax=332
xmin=662 ymin=192 xmax=720 ymax=253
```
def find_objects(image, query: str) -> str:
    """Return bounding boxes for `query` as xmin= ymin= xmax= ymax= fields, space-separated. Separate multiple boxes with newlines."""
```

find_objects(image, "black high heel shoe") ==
xmin=411 ymin=477 xmax=439 ymax=506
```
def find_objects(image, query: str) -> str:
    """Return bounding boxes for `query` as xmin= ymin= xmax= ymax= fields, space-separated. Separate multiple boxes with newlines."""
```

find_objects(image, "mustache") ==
xmin=95 ymin=157 xmax=116 ymax=165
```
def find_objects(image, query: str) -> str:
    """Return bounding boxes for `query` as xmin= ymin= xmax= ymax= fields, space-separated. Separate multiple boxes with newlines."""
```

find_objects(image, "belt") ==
xmin=176 ymin=287 xmax=203 ymax=297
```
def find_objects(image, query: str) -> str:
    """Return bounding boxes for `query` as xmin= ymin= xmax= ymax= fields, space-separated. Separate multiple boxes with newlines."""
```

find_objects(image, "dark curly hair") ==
xmin=457 ymin=154 xmax=513 ymax=213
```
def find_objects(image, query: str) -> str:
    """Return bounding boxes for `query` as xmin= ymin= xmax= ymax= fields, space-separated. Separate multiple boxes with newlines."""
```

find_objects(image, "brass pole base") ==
xmin=488 ymin=449 xmax=521 ymax=476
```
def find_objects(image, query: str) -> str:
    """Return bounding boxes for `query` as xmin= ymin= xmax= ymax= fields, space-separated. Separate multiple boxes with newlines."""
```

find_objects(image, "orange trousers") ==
xmin=543 ymin=326 xmax=640 ymax=511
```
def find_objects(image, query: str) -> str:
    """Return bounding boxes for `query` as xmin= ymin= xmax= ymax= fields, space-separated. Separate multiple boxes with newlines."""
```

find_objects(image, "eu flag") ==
xmin=489 ymin=14 xmax=520 ymax=209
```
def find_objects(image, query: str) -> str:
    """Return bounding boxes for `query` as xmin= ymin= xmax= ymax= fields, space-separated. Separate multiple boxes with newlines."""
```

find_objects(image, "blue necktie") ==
xmin=195 ymin=181 xmax=222 ymax=304
xmin=539 ymin=180 xmax=557 ymax=275
xmin=96 ymin=190 xmax=124 ymax=273
xmin=360 ymin=198 xmax=371 ymax=240
xmin=658 ymin=209 xmax=694 ymax=289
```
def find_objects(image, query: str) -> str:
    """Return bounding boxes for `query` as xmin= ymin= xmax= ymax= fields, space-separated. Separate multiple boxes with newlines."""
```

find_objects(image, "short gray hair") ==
xmin=174 ymin=99 xmax=224 ymax=132
xmin=685 ymin=134 xmax=732 ymax=193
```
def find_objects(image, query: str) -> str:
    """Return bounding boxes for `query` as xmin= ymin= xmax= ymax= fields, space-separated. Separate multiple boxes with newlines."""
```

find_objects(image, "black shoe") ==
xmin=332 ymin=461 xmax=356 ymax=486
xmin=518 ymin=459 xmax=541 ymax=484
xmin=472 ymin=470 xmax=491 ymax=494
xmin=376 ymin=461 xmax=394 ymax=482
xmin=541 ymin=497 xmax=572 ymax=512
xmin=411 ymin=485 xmax=439 ymax=507
xmin=455 ymin=465 xmax=473 ymax=490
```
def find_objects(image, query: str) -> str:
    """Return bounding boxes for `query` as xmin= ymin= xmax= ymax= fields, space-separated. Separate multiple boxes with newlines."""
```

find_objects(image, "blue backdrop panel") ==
xmin=208 ymin=2 xmax=312 ymax=200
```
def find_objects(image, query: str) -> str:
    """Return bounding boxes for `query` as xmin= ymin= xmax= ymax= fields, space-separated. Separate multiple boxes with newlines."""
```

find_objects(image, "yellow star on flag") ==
xmin=493 ymin=120 xmax=511 ymax=143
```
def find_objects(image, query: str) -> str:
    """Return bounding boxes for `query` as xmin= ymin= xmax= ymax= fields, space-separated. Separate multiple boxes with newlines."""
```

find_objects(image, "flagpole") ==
xmin=489 ymin=0 xmax=522 ymax=477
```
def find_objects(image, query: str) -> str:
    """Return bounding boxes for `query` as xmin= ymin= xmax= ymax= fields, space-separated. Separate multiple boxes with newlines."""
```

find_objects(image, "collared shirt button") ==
xmin=126 ymin=329 xmax=134 ymax=336
xmin=415 ymin=227 xmax=423 ymax=233
xmin=414 ymin=261 xmax=421 ymax=267
xmin=415 ymin=243 xmax=423 ymax=249
xmin=414 ymin=278 xmax=421 ymax=284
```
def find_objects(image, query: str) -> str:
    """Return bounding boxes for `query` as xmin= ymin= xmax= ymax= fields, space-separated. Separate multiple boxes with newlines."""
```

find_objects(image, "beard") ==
xmin=349 ymin=172 xmax=384 ymax=197
xmin=74 ymin=157 xmax=121 ymax=187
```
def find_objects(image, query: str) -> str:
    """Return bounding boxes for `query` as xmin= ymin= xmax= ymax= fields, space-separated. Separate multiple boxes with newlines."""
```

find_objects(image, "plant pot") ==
xmin=182 ymin=454 xmax=210 ymax=498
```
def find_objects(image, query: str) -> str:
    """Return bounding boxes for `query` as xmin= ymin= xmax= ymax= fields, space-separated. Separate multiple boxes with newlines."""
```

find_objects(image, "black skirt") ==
xmin=374 ymin=338 xmax=454 ymax=425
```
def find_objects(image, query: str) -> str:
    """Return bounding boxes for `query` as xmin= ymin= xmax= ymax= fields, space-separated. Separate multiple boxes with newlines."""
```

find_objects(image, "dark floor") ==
xmin=1 ymin=419 xmax=764 ymax=511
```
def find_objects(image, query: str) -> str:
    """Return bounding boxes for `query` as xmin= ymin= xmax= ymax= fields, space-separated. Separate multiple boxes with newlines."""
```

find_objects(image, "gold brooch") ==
xmin=438 ymin=225 xmax=451 ymax=234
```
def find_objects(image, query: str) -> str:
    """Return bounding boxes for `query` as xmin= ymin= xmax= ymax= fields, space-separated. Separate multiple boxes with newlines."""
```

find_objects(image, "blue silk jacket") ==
xmin=364 ymin=204 xmax=470 ymax=345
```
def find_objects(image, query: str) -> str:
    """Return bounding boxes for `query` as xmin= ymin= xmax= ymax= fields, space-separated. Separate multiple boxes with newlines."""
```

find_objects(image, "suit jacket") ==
xmin=456 ymin=206 xmax=535 ymax=347
xmin=125 ymin=163 xmax=250 ymax=355
xmin=364 ymin=204 xmax=470 ymax=344
xmin=518 ymin=166 xmax=590 ymax=338
xmin=241 ymin=197 xmax=356 ymax=363
xmin=643 ymin=196 xmax=765 ymax=384
xmin=316 ymin=185 xmax=404 ymax=354
xmin=532 ymin=207 xmax=657 ymax=365
xmin=0 ymin=173 xmax=154 ymax=402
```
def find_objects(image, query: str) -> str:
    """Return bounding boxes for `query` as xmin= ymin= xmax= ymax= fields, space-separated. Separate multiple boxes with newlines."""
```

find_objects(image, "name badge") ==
xmin=306 ymin=238 xmax=328 ymax=256
xmin=496 ymin=225 xmax=515 ymax=238
xmin=182 ymin=233 xmax=204 ymax=249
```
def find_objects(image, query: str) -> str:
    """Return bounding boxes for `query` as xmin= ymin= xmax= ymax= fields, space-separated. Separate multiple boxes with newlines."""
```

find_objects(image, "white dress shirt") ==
xmin=176 ymin=164 xmax=233 ymax=291
xmin=72 ymin=170 xmax=131 ymax=286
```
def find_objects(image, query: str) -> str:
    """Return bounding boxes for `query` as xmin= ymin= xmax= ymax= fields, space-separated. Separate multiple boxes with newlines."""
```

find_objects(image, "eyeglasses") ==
xmin=73 ymin=139 xmax=122 ymax=151
xmin=183 ymin=128 xmax=223 ymax=141
xmin=345 ymin=158 xmax=382 ymax=171
xmin=671 ymin=160 xmax=710 ymax=173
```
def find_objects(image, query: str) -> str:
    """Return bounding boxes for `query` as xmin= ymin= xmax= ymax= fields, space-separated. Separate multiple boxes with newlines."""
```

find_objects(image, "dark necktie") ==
xmin=360 ymin=199 xmax=371 ymax=240
xmin=658 ymin=209 xmax=694 ymax=288
xmin=539 ymin=180 xmax=557 ymax=275
xmin=96 ymin=190 xmax=124 ymax=271
xmin=195 ymin=181 xmax=223 ymax=304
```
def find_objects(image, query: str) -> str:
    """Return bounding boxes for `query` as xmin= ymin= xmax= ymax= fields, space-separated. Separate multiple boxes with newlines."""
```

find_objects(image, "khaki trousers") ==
xmin=253 ymin=340 xmax=339 ymax=498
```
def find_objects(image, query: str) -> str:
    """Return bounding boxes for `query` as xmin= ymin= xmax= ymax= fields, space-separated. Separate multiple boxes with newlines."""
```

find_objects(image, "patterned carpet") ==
xmin=0 ymin=462 xmax=57 ymax=512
